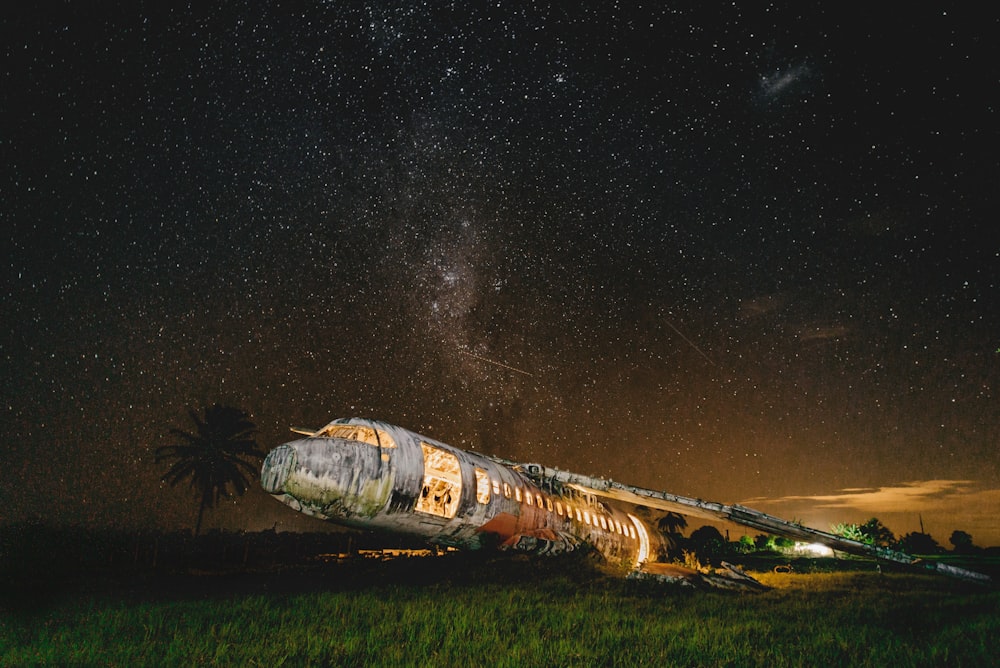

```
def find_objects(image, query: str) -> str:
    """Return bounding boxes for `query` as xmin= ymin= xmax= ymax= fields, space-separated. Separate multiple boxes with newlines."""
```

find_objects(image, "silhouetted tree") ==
xmin=689 ymin=525 xmax=727 ymax=562
xmin=754 ymin=533 xmax=777 ymax=551
xmin=156 ymin=404 xmax=265 ymax=535
xmin=656 ymin=512 xmax=688 ymax=559
xmin=859 ymin=518 xmax=895 ymax=546
xmin=949 ymin=530 xmax=977 ymax=554
xmin=898 ymin=531 xmax=942 ymax=555
xmin=657 ymin=512 xmax=688 ymax=534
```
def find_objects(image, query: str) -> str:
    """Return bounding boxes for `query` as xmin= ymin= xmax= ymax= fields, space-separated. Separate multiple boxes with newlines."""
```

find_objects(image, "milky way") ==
xmin=2 ymin=3 xmax=998 ymax=544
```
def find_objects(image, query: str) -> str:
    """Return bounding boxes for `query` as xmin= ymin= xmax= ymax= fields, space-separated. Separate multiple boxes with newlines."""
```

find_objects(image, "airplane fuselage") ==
xmin=261 ymin=418 xmax=656 ymax=569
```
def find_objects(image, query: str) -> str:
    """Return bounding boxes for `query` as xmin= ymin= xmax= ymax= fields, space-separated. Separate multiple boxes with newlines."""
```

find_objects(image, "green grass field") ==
xmin=3 ymin=555 xmax=998 ymax=667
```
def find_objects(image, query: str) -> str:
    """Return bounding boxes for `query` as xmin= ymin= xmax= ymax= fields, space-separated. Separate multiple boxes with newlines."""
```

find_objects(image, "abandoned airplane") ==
xmin=260 ymin=417 xmax=991 ymax=586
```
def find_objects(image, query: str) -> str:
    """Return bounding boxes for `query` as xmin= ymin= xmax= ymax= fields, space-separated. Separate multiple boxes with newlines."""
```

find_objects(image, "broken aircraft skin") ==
xmin=261 ymin=417 xmax=992 ymax=587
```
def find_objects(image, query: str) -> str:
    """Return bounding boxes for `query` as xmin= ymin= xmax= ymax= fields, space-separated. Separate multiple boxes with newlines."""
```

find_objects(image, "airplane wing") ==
xmin=513 ymin=462 xmax=992 ymax=585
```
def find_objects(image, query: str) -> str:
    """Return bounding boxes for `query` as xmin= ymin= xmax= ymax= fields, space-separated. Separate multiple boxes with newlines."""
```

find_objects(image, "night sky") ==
xmin=3 ymin=3 xmax=999 ymax=545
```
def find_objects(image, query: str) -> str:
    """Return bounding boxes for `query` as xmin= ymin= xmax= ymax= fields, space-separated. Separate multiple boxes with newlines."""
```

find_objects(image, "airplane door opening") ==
xmin=628 ymin=513 xmax=651 ymax=566
xmin=415 ymin=443 xmax=462 ymax=519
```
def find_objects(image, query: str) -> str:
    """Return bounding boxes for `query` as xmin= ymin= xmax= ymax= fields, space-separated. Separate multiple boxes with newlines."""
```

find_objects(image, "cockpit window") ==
xmin=313 ymin=423 xmax=396 ymax=448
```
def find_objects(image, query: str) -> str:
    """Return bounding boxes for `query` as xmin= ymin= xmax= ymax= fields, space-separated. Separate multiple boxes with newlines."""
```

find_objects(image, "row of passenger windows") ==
xmin=474 ymin=468 xmax=636 ymax=540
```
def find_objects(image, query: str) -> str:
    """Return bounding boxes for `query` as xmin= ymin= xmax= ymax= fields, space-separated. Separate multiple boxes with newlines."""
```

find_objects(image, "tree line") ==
xmin=664 ymin=518 xmax=990 ymax=566
xmin=830 ymin=517 xmax=983 ymax=555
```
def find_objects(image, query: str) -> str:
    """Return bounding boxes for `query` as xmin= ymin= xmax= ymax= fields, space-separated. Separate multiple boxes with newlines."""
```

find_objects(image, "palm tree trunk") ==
xmin=195 ymin=500 xmax=206 ymax=536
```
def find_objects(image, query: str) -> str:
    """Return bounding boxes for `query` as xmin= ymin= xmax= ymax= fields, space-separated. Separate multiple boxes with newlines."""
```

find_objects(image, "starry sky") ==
xmin=3 ymin=3 xmax=999 ymax=545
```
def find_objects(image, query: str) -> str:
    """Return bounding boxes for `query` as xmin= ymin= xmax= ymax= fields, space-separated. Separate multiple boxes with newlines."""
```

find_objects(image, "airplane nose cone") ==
xmin=261 ymin=444 xmax=296 ymax=493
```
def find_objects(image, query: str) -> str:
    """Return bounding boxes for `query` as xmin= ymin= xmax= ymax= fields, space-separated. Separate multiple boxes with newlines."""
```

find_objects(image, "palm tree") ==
xmin=657 ymin=512 xmax=688 ymax=558
xmin=657 ymin=511 xmax=688 ymax=535
xmin=156 ymin=404 xmax=265 ymax=535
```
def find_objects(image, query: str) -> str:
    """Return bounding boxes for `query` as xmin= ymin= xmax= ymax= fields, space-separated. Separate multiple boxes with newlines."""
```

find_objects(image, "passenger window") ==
xmin=525 ymin=491 xmax=533 ymax=506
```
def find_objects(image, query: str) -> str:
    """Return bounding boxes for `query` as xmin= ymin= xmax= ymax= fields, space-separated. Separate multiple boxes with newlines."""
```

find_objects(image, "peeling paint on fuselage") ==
xmin=262 ymin=418 xmax=656 ymax=570
xmin=276 ymin=436 xmax=394 ymax=520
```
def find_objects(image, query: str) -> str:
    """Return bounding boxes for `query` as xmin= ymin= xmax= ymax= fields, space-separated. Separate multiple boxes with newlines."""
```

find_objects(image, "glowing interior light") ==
xmin=794 ymin=542 xmax=834 ymax=557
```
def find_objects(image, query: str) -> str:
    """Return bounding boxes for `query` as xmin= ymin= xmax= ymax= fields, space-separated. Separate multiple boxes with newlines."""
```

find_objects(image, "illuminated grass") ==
xmin=3 ymin=561 xmax=998 ymax=666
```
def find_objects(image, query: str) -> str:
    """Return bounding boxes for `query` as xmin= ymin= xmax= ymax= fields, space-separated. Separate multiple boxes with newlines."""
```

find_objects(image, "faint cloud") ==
xmin=738 ymin=294 xmax=786 ymax=319
xmin=747 ymin=480 xmax=984 ymax=513
xmin=798 ymin=324 xmax=851 ymax=343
